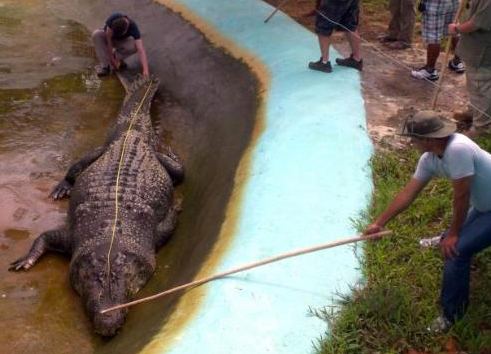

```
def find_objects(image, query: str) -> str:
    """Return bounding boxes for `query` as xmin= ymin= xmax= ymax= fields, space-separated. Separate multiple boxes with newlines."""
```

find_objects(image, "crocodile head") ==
xmin=71 ymin=252 xmax=152 ymax=336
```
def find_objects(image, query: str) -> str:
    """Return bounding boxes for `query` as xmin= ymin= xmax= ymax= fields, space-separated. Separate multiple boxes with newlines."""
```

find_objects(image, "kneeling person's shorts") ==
xmin=315 ymin=0 xmax=360 ymax=36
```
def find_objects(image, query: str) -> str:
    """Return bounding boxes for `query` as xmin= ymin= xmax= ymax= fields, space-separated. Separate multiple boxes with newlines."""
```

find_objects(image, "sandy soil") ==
xmin=263 ymin=0 xmax=470 ymax=148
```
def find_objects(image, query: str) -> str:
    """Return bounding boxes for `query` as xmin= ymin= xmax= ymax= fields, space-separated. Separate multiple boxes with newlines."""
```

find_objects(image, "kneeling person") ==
xmin=93 ymin=12 xmax=149 ymax=76
xmin=365 ymin=111 xmax=491 ymax=330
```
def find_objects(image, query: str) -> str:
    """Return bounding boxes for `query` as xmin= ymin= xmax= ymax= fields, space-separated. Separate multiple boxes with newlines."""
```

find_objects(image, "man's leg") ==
xmin=344 ymin=30 xmax=361 ymax=61
xmin=319 ymin=34 xmax=332 ymax=63
xmin=386 ymin=0 xmax=400 ymax=41
xmin=426 ymin=43 xmax=440 ymax=70
xmin=467 ymin=65 xmax=491 ymax=128
xmin=309 ymin=2 xmax=335 ymax=73
xmin=441 ymin=208 xmax=491 ymax=322
xmin=92 ymin=29 xmax=111 ymax=74
xmin=308 ymin=34 xmax=333 ymax=73
xmin=411 ymin=10 xmax=440 ymax=80
xmin=113 ymin=37 xmax=138 ymax=62
xmin=113 ymin=37 xmax=138 ymax=60
xmin=335 ymin=0 xmax=362 ymax=70
xmin=398 ymin=0 xmax=415 ymax=44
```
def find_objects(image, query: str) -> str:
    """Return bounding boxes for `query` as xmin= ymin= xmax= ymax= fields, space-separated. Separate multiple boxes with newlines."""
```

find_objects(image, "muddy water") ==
xmin=1 ymin=0 xmax=259 ymax=353
xmin=0 ymin=0 xmax=121 ymax=352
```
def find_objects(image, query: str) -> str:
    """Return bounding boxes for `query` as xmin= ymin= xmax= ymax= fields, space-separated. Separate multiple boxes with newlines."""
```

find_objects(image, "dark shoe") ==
xmin=116 ymin=60 xmax=128 ymax=71
xmin=308 ymin=58 xmax=332 ymax=73
xmin=448 ymin=58 xmax=465 ymax=74
xmin=377 ymin=34 xmax=397 ymax=43
xmin=411 ymin=66 xmax=439 ymax=81
xmin=335 ymin=55 xmax=363 ymax=71
xmin=385 ymin=41 xmax=411 ymax=50
xmin=95 ymin=65 xmax=110 ymax=76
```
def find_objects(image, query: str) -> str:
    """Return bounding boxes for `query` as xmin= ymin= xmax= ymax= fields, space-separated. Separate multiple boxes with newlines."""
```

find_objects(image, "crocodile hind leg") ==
xmin=155 ymin=202 xmax=181 ymax=250
xmin=156 ymin=150 xmax=184 ymax=186
xmin=50 ymin=147 xmax=105 ymax=200
xmin=9 ymin=228 xmax=71 ymax=271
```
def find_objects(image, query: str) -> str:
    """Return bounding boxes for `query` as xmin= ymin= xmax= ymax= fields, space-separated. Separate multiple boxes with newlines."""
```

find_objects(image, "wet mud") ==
xmin=1 ymin=0 xmax=259 ymax=353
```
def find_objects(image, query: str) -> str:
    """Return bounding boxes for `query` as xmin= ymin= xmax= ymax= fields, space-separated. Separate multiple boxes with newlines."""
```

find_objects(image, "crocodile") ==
xmin=9 ymin=74 xmax=184 ymax=336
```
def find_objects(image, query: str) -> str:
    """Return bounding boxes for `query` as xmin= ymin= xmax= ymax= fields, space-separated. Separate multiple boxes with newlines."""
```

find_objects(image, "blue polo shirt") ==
xmin=414 ymin=133 xmax=491 ymax=212
xmin=104 ymin=13 xmax=141 ymax=40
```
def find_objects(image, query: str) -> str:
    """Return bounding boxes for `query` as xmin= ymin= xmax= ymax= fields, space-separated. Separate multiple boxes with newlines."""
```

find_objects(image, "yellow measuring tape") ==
xmin=105 ymin=80 xmax=154 ymax=279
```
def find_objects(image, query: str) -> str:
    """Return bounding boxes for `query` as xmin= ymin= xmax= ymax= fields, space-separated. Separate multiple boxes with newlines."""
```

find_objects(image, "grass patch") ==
xmin=313 ymin=137 xmax=491 ymax=354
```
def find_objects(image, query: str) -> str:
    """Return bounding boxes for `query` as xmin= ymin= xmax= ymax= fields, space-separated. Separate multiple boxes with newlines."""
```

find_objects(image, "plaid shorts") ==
xmin=315 ymin=0 xmax=360 ymax=36
xmin=422 ymin=0 xmax=458 ymax=43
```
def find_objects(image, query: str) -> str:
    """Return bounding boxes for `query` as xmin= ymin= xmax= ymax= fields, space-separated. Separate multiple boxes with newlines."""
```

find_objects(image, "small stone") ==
xmin=13 ymin=208 xmax=27 ymax=220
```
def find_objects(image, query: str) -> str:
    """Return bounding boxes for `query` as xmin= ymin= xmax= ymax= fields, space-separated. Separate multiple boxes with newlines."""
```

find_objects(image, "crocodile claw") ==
xmin=50 ymin=180 xmax=72 ymax=200
xmin=9 ymin=256 xmax=34 ymax=271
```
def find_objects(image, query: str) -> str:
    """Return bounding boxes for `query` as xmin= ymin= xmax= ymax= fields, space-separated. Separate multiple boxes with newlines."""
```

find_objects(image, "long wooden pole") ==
xmin=431 ymin=0 xmax=469 ymax=109
xmin=100 ymin=230 xmax=392 ymax=314
xmin=264 ymin=0 xmax=291 ymax=23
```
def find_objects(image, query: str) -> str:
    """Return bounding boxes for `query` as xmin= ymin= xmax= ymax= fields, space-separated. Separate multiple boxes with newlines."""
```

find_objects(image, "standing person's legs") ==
xmin=411 ymin=9 xmax=441 ymax=80
xmin=92 ymin=29 xmax=110 ymax=68
xmin=467 ymin=65 xmax=491 ymax=128
xmin=318 ymin=35 xmax=332 ymax=63
xmin=441 ymin=208 xmax=491 ymax=322
xmin=309 ymin=0 xmax=340 ymax=73
xmin=335 ymin=0 xmax=363 ymax=70
xmin=344 ymin=30 xmax=361 ymax=61
xmin=386 ymin=0 xmax=401 ymax=41
xmin=445 ymin=7 xmax=465 ymax=73
xmin=426 ymin=43 xmax=441 ymax=70
xmin=398 ymin=0 xmax=416 ymax=44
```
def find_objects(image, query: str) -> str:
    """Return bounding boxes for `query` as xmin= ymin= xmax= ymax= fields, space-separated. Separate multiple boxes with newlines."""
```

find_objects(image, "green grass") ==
xmin=313 ymin=137 xmax=491 ymax=354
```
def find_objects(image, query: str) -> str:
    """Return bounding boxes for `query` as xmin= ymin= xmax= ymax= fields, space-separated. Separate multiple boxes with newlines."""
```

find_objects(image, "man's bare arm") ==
xmin=105 ymin=28 xmax=117 ymax=68
xmin=448 ymin=19 xmax=479 ymax=35
xmin=365 ymin=178 xmax=427 ymax=234
xmin=135 ymin=39 xmax=149 ymax=76
xmin=440 ymin=176 xmax=472 ymax=259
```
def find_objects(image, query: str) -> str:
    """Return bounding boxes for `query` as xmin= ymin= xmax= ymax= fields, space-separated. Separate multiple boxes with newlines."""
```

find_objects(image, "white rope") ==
xmin=314 ymin=8 xmax=491 ymax=121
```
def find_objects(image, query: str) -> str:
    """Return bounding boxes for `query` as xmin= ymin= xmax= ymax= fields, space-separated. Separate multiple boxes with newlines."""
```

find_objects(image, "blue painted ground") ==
xmin=149 ymin=0 xmax=373 ymax=353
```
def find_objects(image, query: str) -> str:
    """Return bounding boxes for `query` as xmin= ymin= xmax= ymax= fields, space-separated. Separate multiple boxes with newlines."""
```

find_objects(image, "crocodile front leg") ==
xmin=155 ymin=202 xmax=181 ymax=250
xmin=156 ymin=150 xmax=184 ymax=186
xmin=9 ymin=228 xmax=71 ymax=271
xmin=50 ymin=147 xmax=105 ymax=200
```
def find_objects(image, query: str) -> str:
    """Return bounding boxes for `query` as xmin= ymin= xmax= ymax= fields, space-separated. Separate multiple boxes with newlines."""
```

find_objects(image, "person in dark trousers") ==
xmin=365 ymin=110 xmax=491 ymax=332
xmin=308 ymin=0 xmax=363 ymax=73
xmin=379 ymin=0 xmax=416 ymax=49
xmin=92 ymin=13 xmax=149 ymax=76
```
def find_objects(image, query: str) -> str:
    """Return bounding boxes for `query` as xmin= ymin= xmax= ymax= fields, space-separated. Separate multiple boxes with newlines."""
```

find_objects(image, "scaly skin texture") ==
xmin=9 ymin=75 xmax=184 ymax=337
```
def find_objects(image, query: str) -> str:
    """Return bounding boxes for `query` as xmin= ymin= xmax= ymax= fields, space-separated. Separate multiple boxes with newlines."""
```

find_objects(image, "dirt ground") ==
xmin=263 ymin=0 xmax=470 ymax=148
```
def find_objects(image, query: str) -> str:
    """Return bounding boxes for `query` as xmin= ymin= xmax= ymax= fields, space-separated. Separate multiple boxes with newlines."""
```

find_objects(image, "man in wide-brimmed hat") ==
xmin=365 ymin=110 xmax=491 ymax=331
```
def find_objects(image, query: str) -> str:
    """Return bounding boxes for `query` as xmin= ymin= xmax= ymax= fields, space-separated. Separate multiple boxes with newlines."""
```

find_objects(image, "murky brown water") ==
xmin=0 ymin=0 xmax=122 ymax=352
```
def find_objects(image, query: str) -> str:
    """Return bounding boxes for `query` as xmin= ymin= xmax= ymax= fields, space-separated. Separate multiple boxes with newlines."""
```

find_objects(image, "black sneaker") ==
xmin=95 ymin=65 xmax=110 ymax=76
xmin=335 ymin=55 xmax=363 ymax=71
xmin=448 ymin=59 xmax=465 ymax=74
xmin=308 ymin=58 xmax=332 ymax=73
